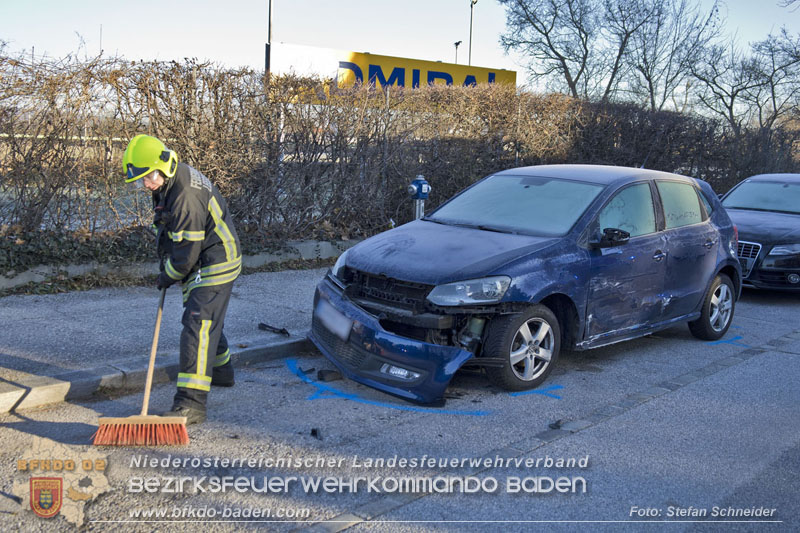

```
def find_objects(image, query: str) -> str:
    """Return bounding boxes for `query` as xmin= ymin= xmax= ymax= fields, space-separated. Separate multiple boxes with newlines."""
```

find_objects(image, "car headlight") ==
xmin=427 ymin=276 xmax=511 ymax=306
xmin=332 ymin=250 xmax=348 ymax=280
xmin=768 ymin=244 xmax=800 ymax=256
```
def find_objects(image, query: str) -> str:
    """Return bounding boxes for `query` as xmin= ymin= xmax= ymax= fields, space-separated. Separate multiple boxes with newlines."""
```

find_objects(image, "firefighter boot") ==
xmin=164 ymin=405 xmax=207 ymax=425
xmin=168 ymin=389 xmax=207 ymax=425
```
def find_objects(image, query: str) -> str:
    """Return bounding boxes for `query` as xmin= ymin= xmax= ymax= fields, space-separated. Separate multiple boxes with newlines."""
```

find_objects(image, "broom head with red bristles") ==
xmin=92 ymin=288 xmax=188 ymax=446
xmin=93 ymin=415 xmax=188 ymax=446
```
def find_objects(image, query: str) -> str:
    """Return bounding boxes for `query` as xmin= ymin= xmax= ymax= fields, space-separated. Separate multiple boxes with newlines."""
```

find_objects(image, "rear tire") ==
xmin=688 ymin=274 xmax=735 ymax=340
xmin=484 ymin=305 xmax=560 ymax=391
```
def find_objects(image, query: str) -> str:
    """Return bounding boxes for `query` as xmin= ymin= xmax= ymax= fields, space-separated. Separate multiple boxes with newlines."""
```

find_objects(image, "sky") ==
xmin=0 ymin=0 xmax=797 ymax=84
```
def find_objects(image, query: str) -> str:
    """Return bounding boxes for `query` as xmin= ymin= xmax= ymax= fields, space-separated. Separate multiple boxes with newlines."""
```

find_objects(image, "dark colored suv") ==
xmin=310 ymin=165 xmax=741 ymax=403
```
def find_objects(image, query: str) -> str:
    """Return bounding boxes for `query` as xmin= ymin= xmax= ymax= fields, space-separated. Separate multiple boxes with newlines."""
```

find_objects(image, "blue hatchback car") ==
xmin=309 ymin=165 xmax=741 ymax=403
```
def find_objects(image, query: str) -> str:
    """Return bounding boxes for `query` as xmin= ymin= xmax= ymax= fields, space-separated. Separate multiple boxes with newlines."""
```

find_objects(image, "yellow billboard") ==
xmin=337 ymin=51 xmax=516 ymax=88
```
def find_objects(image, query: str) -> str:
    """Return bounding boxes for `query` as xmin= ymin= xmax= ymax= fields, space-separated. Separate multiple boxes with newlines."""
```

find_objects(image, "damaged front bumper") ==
xmin=308 ymin=275 xmax=474 ymax=403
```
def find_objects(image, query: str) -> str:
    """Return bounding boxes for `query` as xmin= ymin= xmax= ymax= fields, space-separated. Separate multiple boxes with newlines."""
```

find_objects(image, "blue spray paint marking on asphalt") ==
xmin=707 ymin=335 xmax=750 ymax=348
xmin=286 ymin=359 xmax=490 ymax=416
xmin=508 ymin=384 xmax=563 ymax=399
xmin=730 ymin=325 xmax=742 ymax=330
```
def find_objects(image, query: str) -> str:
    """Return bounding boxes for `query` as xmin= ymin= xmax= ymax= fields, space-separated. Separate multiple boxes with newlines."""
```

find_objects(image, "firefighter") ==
xmin=122 ymin=134 xmax=240 ymax=424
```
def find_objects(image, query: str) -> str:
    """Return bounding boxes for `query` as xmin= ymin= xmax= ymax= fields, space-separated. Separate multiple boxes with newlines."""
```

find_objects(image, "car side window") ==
xmin=597 ymin=183 xmax=656 ymax=238
xmin=656 ymin=181 xmax=703 ymax=229
xmin=697 ymin=190 xmax=713 ymax=217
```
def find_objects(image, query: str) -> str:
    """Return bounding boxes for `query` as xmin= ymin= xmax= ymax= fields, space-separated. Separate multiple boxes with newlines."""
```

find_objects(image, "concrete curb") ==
xmin=0 ymin=336 xmax=312 ymax=414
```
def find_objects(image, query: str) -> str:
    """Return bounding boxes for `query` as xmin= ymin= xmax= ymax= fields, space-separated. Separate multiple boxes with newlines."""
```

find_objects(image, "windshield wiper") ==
xmin=423 ymin=219 xmax=517 ymax=233
xmin=727 ymin=206 xmax=800 ymax=215
xmin=476 ymin=225 xmax=516 ymax=234
xmin=421 ymin=217 xmax=448 ymax=225
xmin=726 ymin=206 xmax=772 ymax=212
xmin=453 ymin=222 xmax=516 ymax=234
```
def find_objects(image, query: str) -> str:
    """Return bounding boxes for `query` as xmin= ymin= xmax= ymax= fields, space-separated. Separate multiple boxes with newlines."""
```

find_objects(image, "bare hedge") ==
xmin=0 ymin=54 xmax=797 ymax=271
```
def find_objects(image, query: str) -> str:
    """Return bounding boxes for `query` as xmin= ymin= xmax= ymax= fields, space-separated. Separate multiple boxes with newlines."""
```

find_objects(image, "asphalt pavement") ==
xmin=0 ymin=268 xmax=326 ymax=412
xmin=0 ymin=273 xmax=799 ymax=531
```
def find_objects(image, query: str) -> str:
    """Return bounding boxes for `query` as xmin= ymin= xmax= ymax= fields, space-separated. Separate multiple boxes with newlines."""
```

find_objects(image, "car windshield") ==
xmin=722 ymin=181 xmax=800 ymax=215
xmin=426 ymin=174 xmax=605 ymax=236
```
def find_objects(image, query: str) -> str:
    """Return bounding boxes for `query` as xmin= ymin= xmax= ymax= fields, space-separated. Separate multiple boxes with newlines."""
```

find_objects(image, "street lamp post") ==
xmin=469 ymin=0 xmax=478 ymax=66
xmin=454 ymin=41 xmax=462 ymax=64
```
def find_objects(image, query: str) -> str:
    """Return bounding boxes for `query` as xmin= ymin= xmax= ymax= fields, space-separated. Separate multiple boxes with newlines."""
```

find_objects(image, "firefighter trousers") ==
xmin=173 ymin=281 xmax=234 ymax=410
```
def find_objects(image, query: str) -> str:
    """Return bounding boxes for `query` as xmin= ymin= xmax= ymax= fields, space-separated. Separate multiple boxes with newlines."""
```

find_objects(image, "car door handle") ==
xmin=704 ymin=239 xmax=717 ymax=249
xmin=653 ymin=250 xmax=667 ymax=262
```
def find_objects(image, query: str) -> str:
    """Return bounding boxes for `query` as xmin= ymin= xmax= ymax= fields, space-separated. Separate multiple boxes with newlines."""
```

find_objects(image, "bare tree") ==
xmin=626 ymin=0 xmax=721 ymax=112
xmin=692 ymin=29 xmax=800 ymax=137
xmin=691 ymin=40 xmax=763 ymax=137
xmin=498 ymin=0 xmax=596 ymax=98
xmin=498 ymin=0 xmax=657 ymax=101
xmin=743 ymin=29 xmax=800 ymax=131
xmin=600 ymin=0 xmax=658 ymax=101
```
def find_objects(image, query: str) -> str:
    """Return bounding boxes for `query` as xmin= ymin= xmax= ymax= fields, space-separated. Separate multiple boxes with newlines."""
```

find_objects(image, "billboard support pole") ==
xmin=265 ymin=0 xmax=273 ymax=82
xmin=469 ymin=0 xmax=477 ymax=66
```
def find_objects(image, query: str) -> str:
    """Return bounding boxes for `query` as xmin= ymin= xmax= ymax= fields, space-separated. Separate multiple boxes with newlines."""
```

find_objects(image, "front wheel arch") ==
xmin=482 ymin=304 xmax=561 ymax=391
xmin=539 ymin=293 xmax=580 ymax=350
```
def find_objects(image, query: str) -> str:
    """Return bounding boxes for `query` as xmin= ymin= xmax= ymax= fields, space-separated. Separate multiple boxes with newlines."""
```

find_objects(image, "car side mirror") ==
xmin=590 ymin=227 xmax=631 ymax=249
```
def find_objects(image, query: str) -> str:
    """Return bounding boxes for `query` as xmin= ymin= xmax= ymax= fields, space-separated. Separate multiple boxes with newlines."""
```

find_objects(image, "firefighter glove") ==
xmin=156 ymin=272 xmax=176 ymax=290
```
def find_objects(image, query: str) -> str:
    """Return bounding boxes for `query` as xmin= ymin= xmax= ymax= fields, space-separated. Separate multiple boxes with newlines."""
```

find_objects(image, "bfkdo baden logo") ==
xmin=30 ymin=477 xmax=63 ymax=518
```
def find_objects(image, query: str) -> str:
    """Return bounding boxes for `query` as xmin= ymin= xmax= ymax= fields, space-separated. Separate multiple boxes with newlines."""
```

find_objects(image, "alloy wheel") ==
xmin=709 ymin=283 xmax=733 ymax=332
xmin=509 ymin=318 xmax=554 ymax=381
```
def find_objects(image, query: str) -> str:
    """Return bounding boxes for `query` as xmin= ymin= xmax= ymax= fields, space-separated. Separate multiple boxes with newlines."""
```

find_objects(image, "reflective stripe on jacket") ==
xmin=153 ymin=162 xmax=241 ymax=300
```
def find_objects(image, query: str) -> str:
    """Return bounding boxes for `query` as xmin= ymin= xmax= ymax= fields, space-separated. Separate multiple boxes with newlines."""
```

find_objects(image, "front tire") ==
xmin=688 ymin=274 xmax=735 ymax=340
xmin=483 ymin=305 xmax=561 ymax=391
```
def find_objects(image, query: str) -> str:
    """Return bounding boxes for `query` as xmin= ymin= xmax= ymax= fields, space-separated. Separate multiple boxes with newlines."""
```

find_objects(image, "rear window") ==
xmin=698 ymin=190 xmax=714 ymax=215
xmin=656 ymin=181 xmax=703 ymax=229
xmin=428 ymin=175 xmax=604 ymax=236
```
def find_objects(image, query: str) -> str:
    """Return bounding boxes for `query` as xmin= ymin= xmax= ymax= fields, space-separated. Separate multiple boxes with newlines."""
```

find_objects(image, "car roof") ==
xmin=493 ymin=164 xmax=695 ymax=186
xmin=742 ymin=173 xmax=800 ymax=183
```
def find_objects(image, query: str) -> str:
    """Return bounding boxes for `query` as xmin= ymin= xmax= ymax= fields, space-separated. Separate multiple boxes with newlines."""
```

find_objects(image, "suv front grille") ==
xmin=737 ymin=241 xmax=762 ymax=278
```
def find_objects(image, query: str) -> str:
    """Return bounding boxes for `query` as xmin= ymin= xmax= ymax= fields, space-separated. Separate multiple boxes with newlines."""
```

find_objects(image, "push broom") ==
xmin=93 ymin=287 xmax=188 ymax=446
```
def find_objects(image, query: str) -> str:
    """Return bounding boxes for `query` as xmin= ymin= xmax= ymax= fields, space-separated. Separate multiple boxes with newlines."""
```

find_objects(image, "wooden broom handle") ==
xmin=141 ymin=287 xmax=167 ymax=416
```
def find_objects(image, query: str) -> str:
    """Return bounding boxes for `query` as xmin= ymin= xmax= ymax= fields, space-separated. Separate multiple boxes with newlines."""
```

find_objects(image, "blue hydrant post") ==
xmin=408 ymin=175 xmax=431 ymax=220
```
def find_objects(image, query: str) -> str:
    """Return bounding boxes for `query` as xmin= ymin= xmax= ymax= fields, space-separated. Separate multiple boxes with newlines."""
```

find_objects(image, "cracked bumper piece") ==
xmin=308 ymin=277 xmax=474 ymax=404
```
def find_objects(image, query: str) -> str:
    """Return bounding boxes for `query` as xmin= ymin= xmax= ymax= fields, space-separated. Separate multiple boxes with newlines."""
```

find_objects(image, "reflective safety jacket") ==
xmin=153 ymin=162 xmax=241 ymax=302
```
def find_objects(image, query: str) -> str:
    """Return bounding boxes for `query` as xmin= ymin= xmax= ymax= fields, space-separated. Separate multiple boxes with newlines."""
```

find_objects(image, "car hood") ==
xmin=346 ymin=220 xmax=557 ymax=285
xmin=726 ymin=208 xmax=800 ymax=244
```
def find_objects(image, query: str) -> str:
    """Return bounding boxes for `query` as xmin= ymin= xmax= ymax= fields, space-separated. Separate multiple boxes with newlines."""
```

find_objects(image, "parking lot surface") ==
xmin=1 ymin=287 xmax=799 ymax=531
